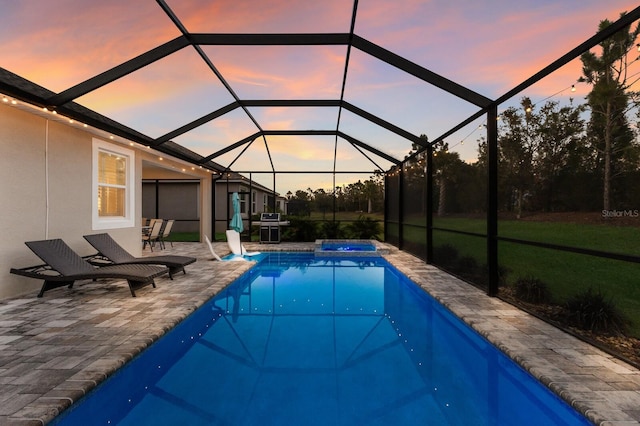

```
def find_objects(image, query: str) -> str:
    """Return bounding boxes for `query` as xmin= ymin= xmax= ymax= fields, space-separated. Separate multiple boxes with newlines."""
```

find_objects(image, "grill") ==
xmin=259 ymin=213 xmax=281 ymax=244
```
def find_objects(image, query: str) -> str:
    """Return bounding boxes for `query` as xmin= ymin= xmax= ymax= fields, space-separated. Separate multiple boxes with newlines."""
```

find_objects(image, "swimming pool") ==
xmin=51 ymin=253 xmax=590 ymax=425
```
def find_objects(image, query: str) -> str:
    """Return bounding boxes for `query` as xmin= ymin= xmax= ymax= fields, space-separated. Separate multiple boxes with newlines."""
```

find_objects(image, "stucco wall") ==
xmin=0 ymin=103 xmax=212 ymax=299
xmin=0 ymin=105 xmax=141 ymax=298
xmin=1 ymin=104 xmax=48 ymax=297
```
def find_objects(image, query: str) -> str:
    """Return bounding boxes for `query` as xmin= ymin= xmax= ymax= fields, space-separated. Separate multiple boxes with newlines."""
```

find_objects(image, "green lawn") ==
xmin=433 ymin=216 xmax=640 ymax=256
xmin=405 ymin=217 xmax=640 ymax=336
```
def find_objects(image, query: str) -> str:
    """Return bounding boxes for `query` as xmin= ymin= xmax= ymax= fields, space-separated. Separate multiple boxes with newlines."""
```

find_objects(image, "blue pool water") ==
xmin=52 ymin=253 xmax=590 ymax=426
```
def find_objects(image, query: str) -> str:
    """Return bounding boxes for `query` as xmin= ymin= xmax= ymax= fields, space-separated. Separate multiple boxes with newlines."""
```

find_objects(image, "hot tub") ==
xmin=314 ymin=239 xmax=389 ymax=257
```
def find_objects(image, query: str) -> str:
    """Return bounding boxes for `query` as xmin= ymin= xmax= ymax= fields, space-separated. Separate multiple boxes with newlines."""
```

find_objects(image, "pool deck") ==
xmin=1 ymin=242 xmax=639 ymax=425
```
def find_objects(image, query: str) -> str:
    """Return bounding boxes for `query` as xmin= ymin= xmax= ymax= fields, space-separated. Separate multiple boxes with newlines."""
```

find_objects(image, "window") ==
xmin=239 ymin=186 xmax=247 ymax=214
xmin=92 ymin=139 xmax=135 ymax=229
xmin=252 ymin=191 xmax=257 ymax=214
xmin=263 ymin=194 xmax=268 ymax=212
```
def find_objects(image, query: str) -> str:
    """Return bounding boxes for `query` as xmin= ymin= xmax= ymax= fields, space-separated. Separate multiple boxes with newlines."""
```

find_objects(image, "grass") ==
xmin=403 ymin=217 xmax=640 ymax=337
xmin=432 ymin=216 xmax=640 ymax=256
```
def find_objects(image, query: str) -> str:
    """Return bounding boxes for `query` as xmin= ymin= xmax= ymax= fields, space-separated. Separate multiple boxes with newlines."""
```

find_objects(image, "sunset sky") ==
xmin=2 ymin=0 xmax=639 ymax=194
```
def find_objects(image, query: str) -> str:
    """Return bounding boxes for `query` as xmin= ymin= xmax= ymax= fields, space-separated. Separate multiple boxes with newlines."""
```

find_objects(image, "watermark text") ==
xmin=601 ymin=209 xmax=639 ymax=218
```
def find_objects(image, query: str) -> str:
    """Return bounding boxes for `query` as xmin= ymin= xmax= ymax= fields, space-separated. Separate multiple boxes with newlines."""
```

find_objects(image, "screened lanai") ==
xmin=2 ymin=1 xmax=640 ymax=317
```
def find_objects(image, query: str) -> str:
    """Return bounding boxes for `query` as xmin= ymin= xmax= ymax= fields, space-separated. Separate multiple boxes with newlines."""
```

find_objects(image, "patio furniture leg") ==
xmin=39 ymin=280 xmax=75 ymax=297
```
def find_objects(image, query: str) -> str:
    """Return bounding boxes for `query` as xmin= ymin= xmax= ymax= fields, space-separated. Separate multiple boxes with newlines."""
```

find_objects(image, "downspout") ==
xmin=211 ymin=173 xmax=221 ymax=241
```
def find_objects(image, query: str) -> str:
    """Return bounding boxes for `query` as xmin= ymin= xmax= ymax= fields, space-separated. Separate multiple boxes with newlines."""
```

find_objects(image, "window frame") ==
xmin=239 ymin=185 xmax=248 ymax=214
xmin=252 ymin=190 xmax=257 ymax=214
xmin=92 ymin=138 xmax=136 ymax=230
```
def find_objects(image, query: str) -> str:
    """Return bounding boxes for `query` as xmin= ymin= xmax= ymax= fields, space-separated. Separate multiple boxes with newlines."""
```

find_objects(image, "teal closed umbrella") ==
xmin=229 ymin=192 xmax=244 ymax=234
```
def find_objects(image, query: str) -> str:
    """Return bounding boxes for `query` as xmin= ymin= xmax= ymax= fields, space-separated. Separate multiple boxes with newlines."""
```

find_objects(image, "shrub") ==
xmin=321 ymin=221 xmax=342 ymax=239
xmin=514 ymin=276 xmax=551 ymax=304
xmin=564 ymin=288 xmax=629 ymax=335
xmin=456 ymin=256 xmax=479 ymax=278
xmin=474 ymin=263 xmax=510 ymax=289
xmin=432 ymin=244 xmax=459 ymax=269
xmin=282 ymin=218 xmax=319 ymax=242
xmin=345 ymin=215 xmax=382 ymax=239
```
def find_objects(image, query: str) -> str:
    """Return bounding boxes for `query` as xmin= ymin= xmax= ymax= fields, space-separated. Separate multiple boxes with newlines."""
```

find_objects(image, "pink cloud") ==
xmin=353 ymin=0 xmax=640 ymax=98
xmin=167 ymin=0 xmax=352 ymax=33
xmin=202 ymin=45 xmax=346 ymax=99
xmin=3 ymin=1 xmax=181 ymax=92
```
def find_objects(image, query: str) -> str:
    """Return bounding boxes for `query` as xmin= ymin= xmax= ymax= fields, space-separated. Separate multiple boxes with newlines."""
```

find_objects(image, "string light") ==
xmin=528 ymin=82 xmax=578 ymax=109
xmin=1 ymin=95 xmax=17 ymax=105
xmin=444 ymin=81 xmax=580 ymax=154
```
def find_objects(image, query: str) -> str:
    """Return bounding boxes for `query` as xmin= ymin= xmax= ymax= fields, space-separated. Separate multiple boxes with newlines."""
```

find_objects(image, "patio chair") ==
xmin=158 ymin=219 xmax=175 ymax=249
xmin=225 ymin=230 xmax=260 ymax=257
xmin=10 ymin=239 xmax=169 ymax=297
xmin=142 ymin=219 xmax=163 ymax=251
xmin=84 ymin=233 xmax=197 ymax=278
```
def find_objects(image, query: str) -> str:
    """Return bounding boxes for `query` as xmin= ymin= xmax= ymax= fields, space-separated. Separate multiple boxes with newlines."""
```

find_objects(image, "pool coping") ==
xmin=0 ymin=242 xmax=638 ymax=425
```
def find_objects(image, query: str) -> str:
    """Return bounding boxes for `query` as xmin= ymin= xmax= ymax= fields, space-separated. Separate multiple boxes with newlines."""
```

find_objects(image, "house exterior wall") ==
xmin=212 ymin=180 xmax=286 ymax=234
xmin=1 ymin=104 xmax=49 ymax=298
xmin=0 ymin=102 xmax=212 ymax=299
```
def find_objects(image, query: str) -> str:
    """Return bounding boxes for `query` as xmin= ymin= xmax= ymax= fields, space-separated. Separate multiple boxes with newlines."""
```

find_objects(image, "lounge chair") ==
xmin=205 ymin=235 xmax=247 ymax=262
xmin=225 ymin=230 xmax=261 ymax=257
xmin=10 ymin=239 xmax=169 ymax=297
xmin=84 ymin=233 xmax=196 ymax=278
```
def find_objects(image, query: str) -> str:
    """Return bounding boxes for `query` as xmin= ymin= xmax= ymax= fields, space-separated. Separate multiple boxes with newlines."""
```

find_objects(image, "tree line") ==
xmin=285 ymin=172 xmax=384 ymax=217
